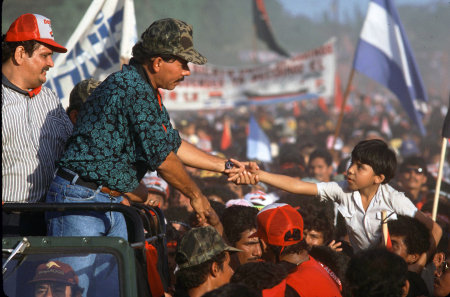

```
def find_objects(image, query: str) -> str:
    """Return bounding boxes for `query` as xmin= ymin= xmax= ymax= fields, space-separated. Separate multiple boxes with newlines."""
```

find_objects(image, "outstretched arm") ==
xmin=177 ymin=140 xmax=227 ymax=172
xmin=176 ymin=140 xmax=253 ymax=181
xmin=228 ymin=159 xmax=318 ymax=196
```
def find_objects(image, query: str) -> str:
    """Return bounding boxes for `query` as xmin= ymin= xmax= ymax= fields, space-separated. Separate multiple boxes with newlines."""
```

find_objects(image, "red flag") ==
xmin=385 ymin=229 xmax=392 ymax=250
xmin=293 ymin=101 xmax=301 ymax=117
xmin=253 ymin=0 xmax=289 ymax=57
xmin=221 ymin=117 xmax=232 ymax=151
xmin=318 ymin=97 xmax=329 ymax=114
xmin=145 ymin=241 xmax=165 ymax=297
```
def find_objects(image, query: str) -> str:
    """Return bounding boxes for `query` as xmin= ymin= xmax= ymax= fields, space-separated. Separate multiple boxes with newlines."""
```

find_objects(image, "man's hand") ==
xmin=190 ymin=195 xmax=223 ymax=235
xmin=328 ymin=240 xmax=343 ymax=252
xmin=226 ymin=159 xmax=260 ymax=185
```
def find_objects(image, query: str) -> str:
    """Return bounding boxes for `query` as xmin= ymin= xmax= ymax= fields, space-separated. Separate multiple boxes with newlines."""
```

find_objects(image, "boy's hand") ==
xmin=226 ymin=159 xmax=260 ymax=185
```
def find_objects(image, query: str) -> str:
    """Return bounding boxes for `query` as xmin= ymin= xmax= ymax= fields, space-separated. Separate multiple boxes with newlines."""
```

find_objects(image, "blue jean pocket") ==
xmin=63 ymin=184 xmax=96 ymax=202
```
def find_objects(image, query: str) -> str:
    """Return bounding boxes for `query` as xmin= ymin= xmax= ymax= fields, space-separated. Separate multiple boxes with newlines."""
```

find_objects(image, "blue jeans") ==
xmin=45 ymin=174 xmax=127 ymax=239
xmin=45 ymin=170 xmax=127 ymax=297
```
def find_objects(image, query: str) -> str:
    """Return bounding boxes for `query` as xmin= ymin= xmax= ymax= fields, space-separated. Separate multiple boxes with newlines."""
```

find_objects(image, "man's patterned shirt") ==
xmin=59 ymin=59 xmax=181 ymax=192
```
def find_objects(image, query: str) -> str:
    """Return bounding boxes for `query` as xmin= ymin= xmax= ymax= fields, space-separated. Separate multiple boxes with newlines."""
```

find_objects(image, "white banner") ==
xmin=46 ymin=0 xmax=137 ymax=108
xmin=162 ymin=38 xmax=336 ymax=110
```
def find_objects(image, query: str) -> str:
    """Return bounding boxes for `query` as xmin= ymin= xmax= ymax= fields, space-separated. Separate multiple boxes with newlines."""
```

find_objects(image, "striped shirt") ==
xmin=2 ymin=75 xmax=73 ymax=203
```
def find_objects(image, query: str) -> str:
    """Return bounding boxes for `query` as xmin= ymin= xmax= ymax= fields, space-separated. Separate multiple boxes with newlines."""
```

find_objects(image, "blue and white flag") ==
xmin=353 ymin=0 xmax=428 ymax=135
xmin=247 ymin=116 xmax=272 ymax=163
xmin=46 ymin=0 xmax=137 ymax=108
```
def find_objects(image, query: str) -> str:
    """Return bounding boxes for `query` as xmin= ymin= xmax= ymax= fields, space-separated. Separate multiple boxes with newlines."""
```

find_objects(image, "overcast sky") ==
xmin=279 ymin=0 xmax=440 ymax=20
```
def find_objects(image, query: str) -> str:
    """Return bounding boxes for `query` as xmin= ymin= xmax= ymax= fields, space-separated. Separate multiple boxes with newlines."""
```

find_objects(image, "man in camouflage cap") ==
xmin=47 ymin=16 xmax=247 ymax=241
xmin=134 ymin=18 xmax=207 ymax=65
xmin=174 ymin=226 xmax=240 ymax=296
xmin=66 ymin=78 xmax=101 ymax=124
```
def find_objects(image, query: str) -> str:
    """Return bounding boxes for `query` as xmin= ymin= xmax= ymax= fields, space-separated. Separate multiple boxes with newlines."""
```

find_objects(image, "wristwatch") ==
xmin=225 ymin=160 xmax=234 ymax=170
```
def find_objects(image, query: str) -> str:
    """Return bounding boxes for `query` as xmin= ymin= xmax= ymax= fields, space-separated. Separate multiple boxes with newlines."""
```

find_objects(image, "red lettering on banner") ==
xmin=44 ymin=19 xmax=51 ymax=25
xmin=169 ymin=92 xmax=177 ymax=101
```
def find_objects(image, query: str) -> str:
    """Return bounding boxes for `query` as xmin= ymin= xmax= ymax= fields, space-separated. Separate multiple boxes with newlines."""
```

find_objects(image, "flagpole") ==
xmin=332 ymin=68 xmax=355 ymax=149
xmin=431 ymin=137 xmax=447 ymax=221
xmin=381 ymin=210 xmax=388 ymax=246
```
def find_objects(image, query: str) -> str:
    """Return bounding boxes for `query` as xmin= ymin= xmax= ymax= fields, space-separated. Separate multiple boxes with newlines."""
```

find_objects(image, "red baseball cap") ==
xmin=28 ymin=260 xmax=79 ymax=285
xmin=252 ymin=203 xmax=303 ymax=247
xmin=5 ymin=14 xmax=67 ymax=53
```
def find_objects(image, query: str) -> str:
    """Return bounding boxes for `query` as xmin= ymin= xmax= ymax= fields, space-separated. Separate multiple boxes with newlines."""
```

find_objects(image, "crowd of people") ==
xmin=2 ymin=12 xmax=449 ymax=297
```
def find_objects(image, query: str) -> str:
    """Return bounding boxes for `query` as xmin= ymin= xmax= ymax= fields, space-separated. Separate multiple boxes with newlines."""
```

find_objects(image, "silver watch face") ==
xmin=225 ymin=161 xmax=234 ymax=170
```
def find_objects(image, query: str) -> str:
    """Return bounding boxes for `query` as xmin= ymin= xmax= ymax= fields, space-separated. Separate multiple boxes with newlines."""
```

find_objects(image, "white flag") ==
xmin=353 ymin=0 xmax=428 ymax=135
xmin=247 ymin=116 xmax=272 ymax=163
xmin=46 ymin=0 xmax=137 ymax=108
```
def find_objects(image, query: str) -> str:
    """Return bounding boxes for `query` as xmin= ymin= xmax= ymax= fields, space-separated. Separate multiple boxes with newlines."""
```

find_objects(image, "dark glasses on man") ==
xmin=402 ymin=167 xmax=424 ymax=174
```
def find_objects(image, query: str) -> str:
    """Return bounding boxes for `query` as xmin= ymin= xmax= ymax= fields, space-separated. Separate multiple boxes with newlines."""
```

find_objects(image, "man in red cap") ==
xmin=2 ymin=13 xmax=72 ymax=234
xmin=2 ymin=14 xmax=71 ymax=203
xmin=29 ymin=260 xmax=83 ymax=297
xmin=253 ymin=203 xmax=342 ymax=297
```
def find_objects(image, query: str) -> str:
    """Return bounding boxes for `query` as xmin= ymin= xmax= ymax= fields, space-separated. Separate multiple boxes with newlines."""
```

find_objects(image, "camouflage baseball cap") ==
xmin=175 ymin=226 xmax=241 ymax=269
xmin=68 ymin=78 xmax=101 ymax=111
xmin=140 ymin=18 xmax=207 ymax=65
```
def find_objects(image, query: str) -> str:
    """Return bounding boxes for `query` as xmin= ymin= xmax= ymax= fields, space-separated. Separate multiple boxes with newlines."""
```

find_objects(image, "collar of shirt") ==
xmin=2 ymin=73 xmax=42 ymax=97
xmin=129 ymin=58 xmax=159 ymax=98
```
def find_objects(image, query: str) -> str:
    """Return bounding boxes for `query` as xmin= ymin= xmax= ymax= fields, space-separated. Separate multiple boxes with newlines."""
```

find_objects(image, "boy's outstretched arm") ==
xmin=414 ymin=210 xmax=442 ymax=263
xmin=228 ymin=159 xmax=318 ymax=196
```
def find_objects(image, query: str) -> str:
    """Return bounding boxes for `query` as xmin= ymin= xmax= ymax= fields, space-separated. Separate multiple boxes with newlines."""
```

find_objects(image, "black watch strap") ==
xmin=225 ymin=160 xmax=234 ymax=170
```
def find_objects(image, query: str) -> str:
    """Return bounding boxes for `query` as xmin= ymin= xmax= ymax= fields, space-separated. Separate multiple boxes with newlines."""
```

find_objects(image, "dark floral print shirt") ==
xmin=59 ymin=59 xmax=181 ymax=192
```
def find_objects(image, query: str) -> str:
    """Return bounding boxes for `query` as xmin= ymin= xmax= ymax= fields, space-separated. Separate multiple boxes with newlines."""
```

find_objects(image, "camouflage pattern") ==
xmin=141 ymin=18 xmax=207 ymax=65
xmin=68 ymin=78 xmax=101 ymax=111
xmin=175 ymin=226 xmax=241 ymax=269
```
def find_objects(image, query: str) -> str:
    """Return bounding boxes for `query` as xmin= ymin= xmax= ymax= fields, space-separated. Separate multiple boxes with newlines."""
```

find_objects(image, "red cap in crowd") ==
xmin=5 ymin=13 xmax=67 ymax=53
xmin=252 ymin=203 xmax=303 ymax=247
xmin=29 ymin=260 xmax=79 ymax=285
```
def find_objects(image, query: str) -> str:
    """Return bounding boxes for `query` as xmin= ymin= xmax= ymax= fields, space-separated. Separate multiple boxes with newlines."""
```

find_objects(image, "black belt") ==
xmin=56 ymin=168 xmax=99 ymax=191
xmin=55 ymin=168 xmax=123 ymax=197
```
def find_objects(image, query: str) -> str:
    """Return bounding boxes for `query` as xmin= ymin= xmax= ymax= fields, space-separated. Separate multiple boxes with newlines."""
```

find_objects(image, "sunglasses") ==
xmin=437 ymin=261 xmax=449 ymax=275
xmin=402 ymin=167 xmax=425 ymax=174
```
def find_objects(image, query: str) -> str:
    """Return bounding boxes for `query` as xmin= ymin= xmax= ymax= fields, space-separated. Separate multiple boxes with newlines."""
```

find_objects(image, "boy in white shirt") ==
xmin=230 ymin=139 xmax=441 ymax=257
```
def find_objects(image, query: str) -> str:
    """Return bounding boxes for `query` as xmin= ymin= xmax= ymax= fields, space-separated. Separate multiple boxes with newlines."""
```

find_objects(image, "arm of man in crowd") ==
xmin=228 ymin=159 xmax=319 ymax=196
xmin=413 ymin=210 xmax=442 ymax=266
xmin=157 ymin=151 xmax=223 ymax=234
xmin=123 ymin=182 xmax=148 ymax=204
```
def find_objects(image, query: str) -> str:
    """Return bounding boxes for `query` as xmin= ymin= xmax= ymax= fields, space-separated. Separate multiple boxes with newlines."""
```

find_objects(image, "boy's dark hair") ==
xmin=222 ymin=206 xmax=259 ymax=246
xmin=309 ymin=148 xmax=333 ymax=167
xmin=345 ymin=248 xmax=408 ymax=297
xmin=231 ymin=261 xmax=289 ymax=291
xmin=2 ymin=36 xmax=41 ymax=64
xmin=163 ymin=206 xmax=191 ymax=224
xmin=202 ymin=185 xmax=238 ymax=203
xmin=351 ymin=139 xmax=397 ymax=183
xmin=388 ymin=215 xmax=430 ymax=255
xmin=175 ymin=251 xmax=226 ymax=289
xmin=201 ymin=283 xmax=261 ymax=297
xmin=298 ymin=198 xmax=335 ymax=244
xmin=189 ymin=199 xmax=226 ymax=226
